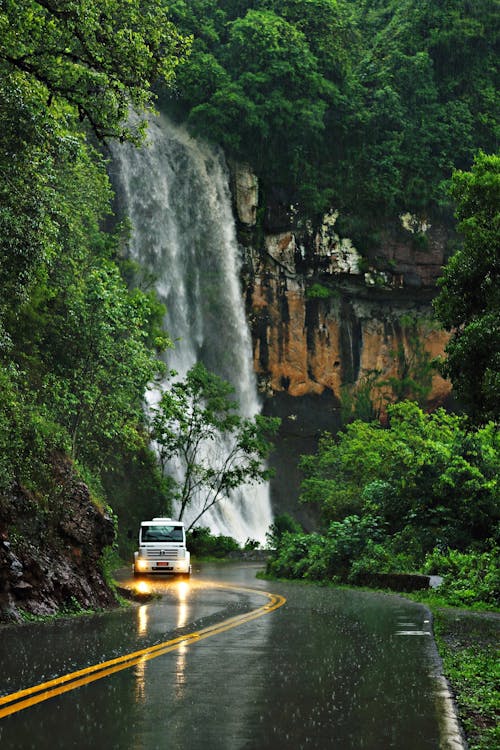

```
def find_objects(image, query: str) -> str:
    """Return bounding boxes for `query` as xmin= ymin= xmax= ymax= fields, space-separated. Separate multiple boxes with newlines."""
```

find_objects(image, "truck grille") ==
xmin=145 ymin=548 xmax=181 ymax=559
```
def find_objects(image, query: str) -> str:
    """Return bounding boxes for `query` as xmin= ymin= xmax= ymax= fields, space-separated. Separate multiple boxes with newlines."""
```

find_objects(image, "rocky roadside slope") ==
xmin=0 ymin=454 xmax=118 ymax=623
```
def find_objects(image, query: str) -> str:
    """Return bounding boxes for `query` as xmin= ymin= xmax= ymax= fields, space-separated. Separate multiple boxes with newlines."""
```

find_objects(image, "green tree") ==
xmin=0 ymin=363 xmax=67 ymax=494
xmin=2 ymin=115 xmax=169 ymax=472
xmin=0 ymin=0 xmax=189 ymax=142
xmin=201 ymin=9 xmax=329 ymax=183
xmin=434 ymin=152 xmax=500 ymax=423
xmin=166 ymin=0 xmax=497 ymax=220
xmin=265 ymin=512 xmax=303 ymax=549
xmin=0 ymin=0 xmax=189 ymax=315
xmin=38 ymin=261 xmax=167 ymax=469
xmin=262 ymin=0 xmax=355 ymax=82
xmin=0 ymin=72 xmax=64 ymax=312
xmin=300 ymin=401 xmax=499 ymax=552
xmin=150 ymin=363 xmax=280 ymax=529
xmin=347 ymin=0 xmax=499 ymax=215
xmin=166 ymin=1 xmax=354 ymax=212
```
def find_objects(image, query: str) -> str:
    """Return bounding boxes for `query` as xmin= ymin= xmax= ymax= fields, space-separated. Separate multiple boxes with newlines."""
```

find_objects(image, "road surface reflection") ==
xmin=0 ymin=562 xmax=453 ymax=749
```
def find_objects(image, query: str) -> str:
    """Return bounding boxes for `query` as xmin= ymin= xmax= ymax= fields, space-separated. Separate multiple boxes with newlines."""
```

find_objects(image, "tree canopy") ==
xmin=268 ymin=402 xmax=500 ymax=606
xmin=434 ymin=153 xmax=500 ymax=423
xmin=165 ymin=0 xmax=498 ymax=220
xmin=300 ymin=401 xmax=499 ymax=551
xmin=268 ymin=400 xmax=499 ymax=605
xmin=0 ymin=1 xmax=187 ymax=515
xmin=0 ymin=0 xmax=189 ymax=142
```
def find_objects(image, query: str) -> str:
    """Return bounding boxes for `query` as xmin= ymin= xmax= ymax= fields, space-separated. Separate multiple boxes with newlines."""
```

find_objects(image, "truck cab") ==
xmin=133 ymin=517 xmax=191 ymax=578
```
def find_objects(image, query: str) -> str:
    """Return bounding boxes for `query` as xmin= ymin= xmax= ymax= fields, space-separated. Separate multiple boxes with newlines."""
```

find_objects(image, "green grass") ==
xmin=405 ymin=588 xmax=499 ymax=613
xmin=433 ymin=609 xmax=499 ymax=750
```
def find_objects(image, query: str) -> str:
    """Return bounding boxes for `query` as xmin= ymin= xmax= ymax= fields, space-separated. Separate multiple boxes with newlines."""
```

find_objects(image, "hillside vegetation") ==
xmin=165 ymin=0 xmax=498 ymax=225
xmin=0 ymin=1 xmax=189 ymax=605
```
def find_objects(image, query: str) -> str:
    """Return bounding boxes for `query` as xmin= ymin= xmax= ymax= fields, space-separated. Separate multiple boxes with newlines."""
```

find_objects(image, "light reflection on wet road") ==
xmin=0 ymin=562 xmax=450 ymax=749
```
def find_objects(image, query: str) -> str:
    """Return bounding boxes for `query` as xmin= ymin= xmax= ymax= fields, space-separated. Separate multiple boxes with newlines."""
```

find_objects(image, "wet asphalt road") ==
xmin=0 ymin=562 xmax=452 ymax=749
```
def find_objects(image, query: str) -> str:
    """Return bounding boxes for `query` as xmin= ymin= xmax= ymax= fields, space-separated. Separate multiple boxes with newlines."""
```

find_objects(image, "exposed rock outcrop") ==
xmin=0 ymin=454 xmax=117 ymax=623
xmin=231 ymin=161 xmax=259 ymax=227
xmin=234 ymin=165 xmax=453 ymax=523
xmin=246 ymin=257 xmax=450 ymax=406
xmin=235 ymin=167 xmax=452 ymax=407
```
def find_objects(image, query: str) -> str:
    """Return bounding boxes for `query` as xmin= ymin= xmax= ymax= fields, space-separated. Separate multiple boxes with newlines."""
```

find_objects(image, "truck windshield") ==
xmin=141 ymin=525 xmax=183 ymax=542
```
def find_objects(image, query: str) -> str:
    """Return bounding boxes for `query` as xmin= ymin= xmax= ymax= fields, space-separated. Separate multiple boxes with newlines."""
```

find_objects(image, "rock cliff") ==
xmin=232 ymin=164 xmax=453 ymax=523
xmin=0 ymin=454 xmax=117 ymax=623
xmin=234 ymin=164 xmax=451 ymax=403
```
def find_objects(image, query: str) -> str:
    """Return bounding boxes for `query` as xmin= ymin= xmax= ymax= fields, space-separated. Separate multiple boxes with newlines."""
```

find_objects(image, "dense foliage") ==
xmin=165 ymin=0 xmax=498 ymax=220
xmin=0 ymin=2 xmax=188 ymax=521
xmin=434 ymin=153 xmax=500 ymax=423
xmin=300 ymin=402 xmax=498 ymax=547
xmin=0 ymin=0 xmax=188 ymax=143
xmin=423 ymin=548 xmax=499 ymax=608
xmin=267 ymin=402 xmax=499 ymax=603
xmin=186 ymin=526 xmax=240 ymax=558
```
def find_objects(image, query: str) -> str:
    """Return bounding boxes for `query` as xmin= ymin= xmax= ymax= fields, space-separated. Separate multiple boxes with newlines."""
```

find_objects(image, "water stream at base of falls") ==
xmin=112 ymin=115 xmax=272 ymax=543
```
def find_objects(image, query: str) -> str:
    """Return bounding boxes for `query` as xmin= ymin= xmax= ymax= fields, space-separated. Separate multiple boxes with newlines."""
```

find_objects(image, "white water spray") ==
xmin=112 ymin=115 xmax=272 ymax=542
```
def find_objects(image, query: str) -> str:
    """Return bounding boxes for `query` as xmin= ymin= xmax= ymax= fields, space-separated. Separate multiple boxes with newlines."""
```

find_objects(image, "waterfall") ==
xmin=112 ymin=114 xmax=272 ymax=543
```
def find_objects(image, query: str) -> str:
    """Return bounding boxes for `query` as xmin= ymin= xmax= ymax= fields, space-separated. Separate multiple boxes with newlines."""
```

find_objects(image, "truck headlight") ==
xmin=136 ymin=559 xmax=148 ymax=571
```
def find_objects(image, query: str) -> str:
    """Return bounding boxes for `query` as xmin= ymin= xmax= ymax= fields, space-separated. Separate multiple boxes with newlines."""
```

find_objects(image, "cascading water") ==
xmin=112 ymin=114 xmax=272 ymax=542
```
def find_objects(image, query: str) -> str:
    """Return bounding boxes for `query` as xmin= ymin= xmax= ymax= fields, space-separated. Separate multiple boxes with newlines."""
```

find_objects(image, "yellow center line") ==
xmin=0 ymin=586 xmax=286 ymax=719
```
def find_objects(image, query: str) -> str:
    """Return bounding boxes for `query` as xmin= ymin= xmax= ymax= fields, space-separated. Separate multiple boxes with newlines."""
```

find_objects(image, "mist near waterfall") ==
xmin=112 ymin=115 xmax=272 ymax=542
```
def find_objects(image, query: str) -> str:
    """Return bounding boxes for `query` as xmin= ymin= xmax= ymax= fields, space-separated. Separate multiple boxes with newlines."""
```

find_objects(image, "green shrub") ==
xmin=267 ymin=515 xmax=388 ymax=582
xmin=411 ymin=232 xmax=429 ymax=251
xmin=266 ymin=531 xmax=313 ymax=579
xmin=0 ymin=364 xmax=69 ymax=495
xmin=266 ymin=513 xmax=303 ymax=550
xmin=306 ymin=283 xmax=332 ymax=300
xmin=348 ymin=541 xmax=416 ymax=583
xmin=186 ymin=526 xmax=240 ymax=558
xmin=423 ymin=548 xmax=500 ymax=606
xmin=243 ymin=538 xmax=260 ymax=551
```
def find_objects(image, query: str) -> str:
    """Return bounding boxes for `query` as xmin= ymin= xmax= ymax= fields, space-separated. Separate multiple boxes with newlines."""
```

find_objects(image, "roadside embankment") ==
xmin=0 ymin=454 xmax=118 ymax=623
xmin=433 ymin=608 xmax=500 ymax=750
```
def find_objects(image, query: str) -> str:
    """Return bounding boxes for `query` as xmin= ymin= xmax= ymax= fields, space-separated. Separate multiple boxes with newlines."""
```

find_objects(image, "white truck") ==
xmin=133 ymin=517 xmax=191 ymax=578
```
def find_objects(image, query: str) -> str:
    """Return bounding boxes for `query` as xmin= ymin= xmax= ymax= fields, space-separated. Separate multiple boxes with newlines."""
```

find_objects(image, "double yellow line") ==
xmin=0 ymin=587 xmax=286 ymax=719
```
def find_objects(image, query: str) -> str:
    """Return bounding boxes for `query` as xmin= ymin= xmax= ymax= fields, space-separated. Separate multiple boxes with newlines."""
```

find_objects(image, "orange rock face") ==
xmin=233 ymin=164 xmax=453 ymax=412
xmin=247 ymin=260 xmax=451 ymax=410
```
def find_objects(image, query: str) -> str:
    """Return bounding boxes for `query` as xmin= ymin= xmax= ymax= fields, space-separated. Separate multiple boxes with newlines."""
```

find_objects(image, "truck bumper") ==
xmin=133 ymin=559 xmax=191 ymax=576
